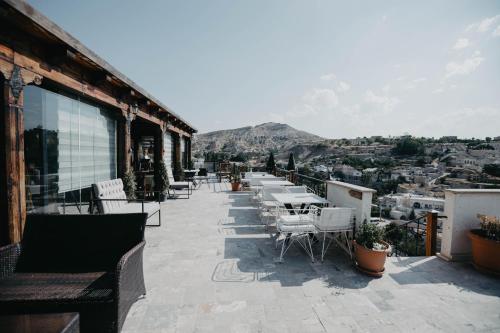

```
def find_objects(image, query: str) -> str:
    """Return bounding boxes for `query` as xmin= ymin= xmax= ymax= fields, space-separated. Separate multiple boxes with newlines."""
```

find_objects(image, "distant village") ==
xmin=195 ymin=134 xmax=500 ymax=223
xmin=293 ymin=135 xmax=500 ymax=222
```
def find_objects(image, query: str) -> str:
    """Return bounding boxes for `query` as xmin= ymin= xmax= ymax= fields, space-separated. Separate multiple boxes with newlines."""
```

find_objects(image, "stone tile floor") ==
xmin=122 ymin=182 xmax=500 ymax=333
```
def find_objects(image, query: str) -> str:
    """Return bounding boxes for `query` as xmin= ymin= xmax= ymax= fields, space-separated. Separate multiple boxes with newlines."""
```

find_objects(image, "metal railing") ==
xmin=385 ymin=212 xmax=441 ymax=256
xmin=275 ymin=168 xmax=327 ymax=198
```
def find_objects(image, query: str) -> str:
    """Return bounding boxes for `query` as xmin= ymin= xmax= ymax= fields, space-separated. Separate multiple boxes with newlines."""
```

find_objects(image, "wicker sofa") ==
xmin=92 ymin=179 xmax=161 ymax=226
xmin=0 ymin=213 xmax=148 ymax=333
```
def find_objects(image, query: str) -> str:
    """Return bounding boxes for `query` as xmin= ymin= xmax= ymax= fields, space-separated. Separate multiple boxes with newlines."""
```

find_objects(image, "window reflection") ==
xmin=24 ymin=85 xmax=117 ymax=214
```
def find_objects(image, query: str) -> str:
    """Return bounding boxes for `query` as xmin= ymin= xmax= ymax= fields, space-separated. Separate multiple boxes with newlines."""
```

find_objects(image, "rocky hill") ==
xmin=192 ymin=122 xmax=325 ymax=159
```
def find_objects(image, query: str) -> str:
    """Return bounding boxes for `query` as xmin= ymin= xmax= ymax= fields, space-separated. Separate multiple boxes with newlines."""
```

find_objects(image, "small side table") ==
xmin=0 ymin=313 xmax=79 ymax=333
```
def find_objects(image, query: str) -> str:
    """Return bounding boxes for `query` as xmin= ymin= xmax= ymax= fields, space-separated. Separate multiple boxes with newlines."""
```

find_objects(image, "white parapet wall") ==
xmin=326 ymin=181 xmax=376 ymax=229
xmin=440 ymin=189 xmax=500 ymax=261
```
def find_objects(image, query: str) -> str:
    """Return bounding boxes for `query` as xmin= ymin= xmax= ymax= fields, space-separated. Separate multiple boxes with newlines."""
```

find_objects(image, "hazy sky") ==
xmin=28 ymin=0 xmax=500 ymax=139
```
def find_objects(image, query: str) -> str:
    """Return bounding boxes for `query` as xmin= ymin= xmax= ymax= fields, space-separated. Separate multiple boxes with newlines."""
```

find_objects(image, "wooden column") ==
xmin=0 ymin=66 xmax=29 ymax=244
xmin=173 ymin=133 xmax=181 ymax=179
xmin=118 ymin=109 xmax=135 ymax=178
xmin=185 ymin=137 xmax=192 ymax=168
xmin=426 ymin=211 xmax=438 ymax=256
xmin=153 ymin=124 xmax=165 ymax=191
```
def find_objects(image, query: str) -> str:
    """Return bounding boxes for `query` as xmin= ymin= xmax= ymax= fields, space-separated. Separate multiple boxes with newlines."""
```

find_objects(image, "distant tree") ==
xmin=416 ymin=157 xmax=426 ymax=167
xmin=333 ymin=171 xmax=345 ymax=181
xmin=486 ymin=137 xmax=492 ymax=143
xmin=483 ymin=164 xmax=500 ymax=177
xmin=382 ymin=207 xmax=392 ymax=218
xmin=392 ymin=137 xmax=424 ymax=156
xmin=287 ymin=153 xmax=296 ymax=171
xmin=266 ymin=152 xmax=276 ymax=173
xmin=409 ymin=209 xmax=416 ymax=221
xmin=229 ymin=153 xmax=247 ymax=162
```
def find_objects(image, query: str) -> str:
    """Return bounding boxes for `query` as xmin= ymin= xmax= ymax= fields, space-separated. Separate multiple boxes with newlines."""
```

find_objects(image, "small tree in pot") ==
xmin=354 ymin=223 xmax=391 ymax=277
xmin=230 ymin=164 xmax=241 ymax=191
xmin=157 ymin=159 xmax=170 ymax=201
xmin=469 ymin=214 xmax=500 ymax=276
xmin=122 ymin=169 xmax=137 ymax=200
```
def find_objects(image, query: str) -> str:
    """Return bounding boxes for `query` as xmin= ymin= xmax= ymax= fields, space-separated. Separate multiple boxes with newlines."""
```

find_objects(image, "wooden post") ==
xmin=1 ymin=66 xmax=27 ymax=244
xmin=185 ymin=137 xmax=192 ymax=168
xmin=117 ymin=109 xmax=135 ymax=178
xmin=153 ymin=124 xmax=164 ymax=191
xmin=426 ymin=211 xmax=438 ymax=256
xmin=173 ymin=133 xmax=181 ymax=180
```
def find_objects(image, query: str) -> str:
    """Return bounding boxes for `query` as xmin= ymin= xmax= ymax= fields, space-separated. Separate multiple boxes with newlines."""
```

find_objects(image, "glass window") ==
xmin=163 ymin=131 xmax=173 ymax=169
xmin=24 ymin=85 xmax=117 ymax=214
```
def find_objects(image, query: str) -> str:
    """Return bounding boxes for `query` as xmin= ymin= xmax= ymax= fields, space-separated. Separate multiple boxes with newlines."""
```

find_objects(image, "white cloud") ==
xmin=282 ymin=88 xmax=340 ymax=120
xmin=303 ymin=88 xmax=339 ymax=110
xmin=382 ymin=84 xmax=391 ymax=92
xmin=320 ymin=73 xmax=336 ymax=81
xmin=336 ymin=81 xmax=350 ymax=93
xmin=466 ymin=15 xmax=500 ymax=33
xmin=493 ymin=25 xmax=500 ymax=37
xmin=453 ymin=38 xmax=470 ymax=50
xmin=364 ymin=90 xmax=400 ymax=113
xmin=445 ymin=51 xmax=484 ymax=79
xmin=432 ymin=87 xmax=444 ymax=94
xmin=412 ymin=77 xmax=427 ymax=83
xmin=402 ymin=77 xmax=427 ymax=90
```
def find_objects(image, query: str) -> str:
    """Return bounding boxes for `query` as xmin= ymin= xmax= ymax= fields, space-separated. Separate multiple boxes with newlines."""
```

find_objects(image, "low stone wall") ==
xmin=326 ymin=181 xmax=376 ymax=230
xmin=440 ymin=189 xmax=500 ymax=261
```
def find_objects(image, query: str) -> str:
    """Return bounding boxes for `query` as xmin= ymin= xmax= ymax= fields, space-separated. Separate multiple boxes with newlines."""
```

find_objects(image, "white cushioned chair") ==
xmin=92 ymin=178 xmax=161 ymax=226
xmin=166 ymin=167 xmax=192 ymax=198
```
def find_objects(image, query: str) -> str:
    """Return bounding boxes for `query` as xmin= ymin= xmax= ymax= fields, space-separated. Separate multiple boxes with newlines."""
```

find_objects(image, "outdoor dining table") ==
xmin=270 ymin=192 xmax=329 ymax=206
xmin=241 ymin=174 xmax=277 ymax=185
xmin=256 ymin=180 xmax=294 ymax=186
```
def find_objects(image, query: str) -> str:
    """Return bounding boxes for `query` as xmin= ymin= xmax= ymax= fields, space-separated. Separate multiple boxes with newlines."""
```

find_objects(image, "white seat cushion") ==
xmin=93 ymin=179 xmax=127 ymax=214
xmin=278 ymin=223 xmax=316 ymax=233
xmin=278 ymin=214 xmax=314 ymax=224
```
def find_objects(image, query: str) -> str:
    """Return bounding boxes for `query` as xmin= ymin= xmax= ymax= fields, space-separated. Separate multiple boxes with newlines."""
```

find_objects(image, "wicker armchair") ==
xmin=0 ymin=213 xmax=148 ymax=333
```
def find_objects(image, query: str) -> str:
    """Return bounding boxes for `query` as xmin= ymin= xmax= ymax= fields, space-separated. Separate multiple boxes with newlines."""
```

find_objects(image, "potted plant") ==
xmin=157 ymin=159 xmax=170 ymax=201
xmin=122 ymin=169 xmax=137 ymax=200
xmin=354 ymin=223 xmax=391 ymax=277
xmin=469 ymin=214 xmax=500 ymax=276
xmin=230 ymin=164 xmax=241 ymax=191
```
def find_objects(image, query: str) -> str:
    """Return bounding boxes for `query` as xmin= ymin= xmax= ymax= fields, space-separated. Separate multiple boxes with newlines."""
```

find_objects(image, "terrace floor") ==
xmin=122 ymin=181 xmax=500 ymax=333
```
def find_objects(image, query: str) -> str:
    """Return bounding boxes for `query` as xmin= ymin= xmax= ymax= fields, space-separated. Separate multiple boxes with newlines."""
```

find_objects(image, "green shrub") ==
xmin=356 ymin=223 xmax=384 ymax=250
xmin=123 ymin=169 xmax=137 ymax=200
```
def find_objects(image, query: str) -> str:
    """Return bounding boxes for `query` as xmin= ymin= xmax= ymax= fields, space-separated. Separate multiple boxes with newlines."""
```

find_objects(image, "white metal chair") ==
xmin=314 ymin=208 xmax=355 ymax=261
xmin=258 ymin=186 xmax=287 ymax=227
xmin=166 ymin=167 xmax=192 ymax=198
xmin=275 ymin=206 xmax=318 ymax=262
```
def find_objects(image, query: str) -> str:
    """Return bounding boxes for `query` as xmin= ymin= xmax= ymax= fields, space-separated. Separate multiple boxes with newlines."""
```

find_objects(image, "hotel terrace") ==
xmin=0 ymin=1 xmax=499 ymax=333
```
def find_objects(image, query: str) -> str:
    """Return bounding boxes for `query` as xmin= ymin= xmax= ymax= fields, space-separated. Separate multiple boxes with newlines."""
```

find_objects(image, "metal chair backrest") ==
xmin=262 ymin=186 xmax=286 ymax=201
xmin=315 ymin=207 xmax=354 ymax=232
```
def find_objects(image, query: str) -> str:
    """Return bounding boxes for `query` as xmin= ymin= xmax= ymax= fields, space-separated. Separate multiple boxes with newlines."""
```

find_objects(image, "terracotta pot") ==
xmin=353 ymin=240 xmax=391 ymax=277
xmin=469 ymin=230 xmax=500 ymax=276
xmin=231 ymin=182 xmax=240 ymax=191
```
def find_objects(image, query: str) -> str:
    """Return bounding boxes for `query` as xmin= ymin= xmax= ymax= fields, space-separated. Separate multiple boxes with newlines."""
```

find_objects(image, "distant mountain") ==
xmin=192 ymin=122 xmax=325 ymax=159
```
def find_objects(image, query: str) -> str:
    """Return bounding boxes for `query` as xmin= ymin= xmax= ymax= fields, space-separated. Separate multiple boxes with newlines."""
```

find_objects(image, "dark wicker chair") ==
xmin=0 ymin=213 xmax=148 ymax=333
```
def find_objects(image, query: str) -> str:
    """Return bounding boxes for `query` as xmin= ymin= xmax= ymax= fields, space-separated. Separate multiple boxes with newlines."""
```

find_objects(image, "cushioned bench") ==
xmin=0 ymin=213 xmax=148 ymax=333
xmin=92 ymin=179 xmax=161 ymax=227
